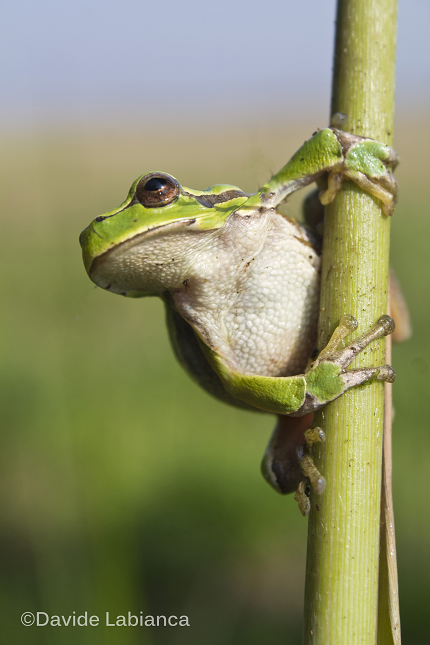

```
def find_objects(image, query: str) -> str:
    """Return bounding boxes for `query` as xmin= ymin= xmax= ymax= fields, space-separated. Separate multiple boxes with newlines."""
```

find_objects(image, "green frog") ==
xmin=80 ymin=122 xmax=399 ymax=513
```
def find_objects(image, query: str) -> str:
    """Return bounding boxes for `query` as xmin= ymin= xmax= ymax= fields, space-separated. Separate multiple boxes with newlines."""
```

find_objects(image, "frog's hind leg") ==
xmin=300 ymin=315 xmax=396 ymax=415
xmin=261 ymin=413 xmax=314 ymax=496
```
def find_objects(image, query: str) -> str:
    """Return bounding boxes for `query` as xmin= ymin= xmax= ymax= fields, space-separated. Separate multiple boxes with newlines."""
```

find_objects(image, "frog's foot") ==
xmin=300 ymin=315 xmax=395 ymax=415
xmin=300 ymin=428 xmax=326 ymax=492
xmin=293 ymin=427 xmax=326 ymax=516
xmin=320 ymin=130 xmax=400 ymax=216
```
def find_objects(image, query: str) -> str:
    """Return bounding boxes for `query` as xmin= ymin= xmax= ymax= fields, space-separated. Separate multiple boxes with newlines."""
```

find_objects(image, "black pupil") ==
xmin=145 ymin=177 xmax=166 ymax=192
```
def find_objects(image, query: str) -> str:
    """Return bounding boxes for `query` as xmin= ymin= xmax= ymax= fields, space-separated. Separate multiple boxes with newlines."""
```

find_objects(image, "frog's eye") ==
xmin=135 ymin=173 xmax=179 ymax=207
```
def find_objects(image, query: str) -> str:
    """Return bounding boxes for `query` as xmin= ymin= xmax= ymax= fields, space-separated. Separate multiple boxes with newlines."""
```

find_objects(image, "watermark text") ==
xmin=21 ymin=612 xmax=190 ymax=628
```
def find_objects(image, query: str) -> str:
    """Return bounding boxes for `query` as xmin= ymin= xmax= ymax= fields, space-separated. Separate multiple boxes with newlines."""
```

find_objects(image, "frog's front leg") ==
xmin=322 ymin=129 xmax=399 ymax=216
xmin=245 ymin=127 xmax=399 ymax=216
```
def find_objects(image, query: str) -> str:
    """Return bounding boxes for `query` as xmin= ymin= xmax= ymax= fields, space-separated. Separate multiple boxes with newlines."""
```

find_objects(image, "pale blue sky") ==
xmin=1 ymin=0 xmax=429 ymax=128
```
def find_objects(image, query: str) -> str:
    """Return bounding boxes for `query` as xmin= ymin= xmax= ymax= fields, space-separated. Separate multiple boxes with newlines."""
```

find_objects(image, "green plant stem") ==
xmin=303 ymin=1 xmax=397 ymax=643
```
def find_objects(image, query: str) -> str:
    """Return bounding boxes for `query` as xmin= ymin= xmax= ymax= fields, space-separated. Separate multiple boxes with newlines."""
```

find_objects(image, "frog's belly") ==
xmin=223 ymin=233 xmax=320 ymax=377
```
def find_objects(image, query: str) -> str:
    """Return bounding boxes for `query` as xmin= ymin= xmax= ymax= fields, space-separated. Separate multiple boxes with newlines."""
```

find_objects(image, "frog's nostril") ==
xmin=96 ymin=216 xmax=106 ymax=222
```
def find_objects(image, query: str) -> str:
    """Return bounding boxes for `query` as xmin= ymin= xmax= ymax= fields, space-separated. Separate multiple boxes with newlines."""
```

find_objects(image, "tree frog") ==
xmin=80 ymin=124 xmax=399 ymax=513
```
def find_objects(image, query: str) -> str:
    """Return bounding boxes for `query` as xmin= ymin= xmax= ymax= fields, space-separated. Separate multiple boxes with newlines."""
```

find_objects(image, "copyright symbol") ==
xmin=21 ymin=612 xmax=35 ymax=626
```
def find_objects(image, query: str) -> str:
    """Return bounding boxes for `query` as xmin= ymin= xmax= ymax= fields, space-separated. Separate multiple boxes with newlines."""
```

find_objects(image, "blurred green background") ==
xmin=0 ymin=115 xmax=429 ymax=644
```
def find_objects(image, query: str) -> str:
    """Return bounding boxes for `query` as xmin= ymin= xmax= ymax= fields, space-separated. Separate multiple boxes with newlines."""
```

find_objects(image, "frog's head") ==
xmin=80 ymin=172 xmax=249 ymax=297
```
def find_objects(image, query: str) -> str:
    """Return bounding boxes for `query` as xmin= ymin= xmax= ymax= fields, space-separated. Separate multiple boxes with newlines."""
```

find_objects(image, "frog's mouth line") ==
xmin=94 ymin=199 xmax=135 ymax=222
xmin=88 ymin=217 xmax=199 ymax=278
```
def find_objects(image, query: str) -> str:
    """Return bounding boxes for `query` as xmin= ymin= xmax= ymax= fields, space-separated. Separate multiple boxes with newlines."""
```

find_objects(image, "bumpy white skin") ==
xmin=221 ymin=216 xmax=319 ymax=376
xmin=93 ymin=207 xmax=320 ymax=377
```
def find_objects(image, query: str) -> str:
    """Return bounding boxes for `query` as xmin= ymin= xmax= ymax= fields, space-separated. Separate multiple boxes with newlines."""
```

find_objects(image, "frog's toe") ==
xmin=319 ymin=171 xmax=344 ymax=205
xmin=381 ymin=199 xmax=395 ymax=217
xmin=377 ymin=364 xmax=395 ymax=383
xmin=375 ymin=171 xmax=398 ymax=216
xmin=329 ymin=315 xmax=395 ymax=370
xmin=294 ymin=480 xmax=311 ymax=516
xmin=299 ymin=450 xmax=326 ymax=495
xmin=378 ymin=169 xmax=398 ymax=195
xmin=340 ymin=364 xmax=396 ymax=390
xmin=376 ymin=314 xmax=396 ymax=335
xmin=345 ymin=169 xmax=397 ymax=215
xmin=304 ymin=426 xmax=326 ymax=444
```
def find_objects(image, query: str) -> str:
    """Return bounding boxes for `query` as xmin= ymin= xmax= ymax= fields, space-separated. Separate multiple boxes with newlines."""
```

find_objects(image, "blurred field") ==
xmin=1 ymin=115 xmax=429 ymax=644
